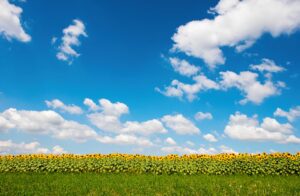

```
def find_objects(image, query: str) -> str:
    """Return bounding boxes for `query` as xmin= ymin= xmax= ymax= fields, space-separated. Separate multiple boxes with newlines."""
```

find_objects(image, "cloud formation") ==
xmin=195 ymin=112 xmax=213 ymax=121
xmin=0 ymin=0 xmax=31 ymax=42
xmin=122 ymin=120 xmax=167 ymax=135
xmin=85 ymin=98 xmax=168 ymax=136
xmin=224 ymin=112 xmax=300 ymax=143
xmin=45 ymin=99 xmax=83 ymax=115
xmin=220 ymin=71 xmax=283 ymax=104
xmin=157 ymin=74 xmax=219 ymax=101
xmin=0 ymin=140 xmax=66 ymax=154
xmin=165 ymin=137 xmax=177 ymax=145
xmin=159 ymin=59 xmax=285 ymax=104
xmin=96 ymin=134 xmax=153 ymax=147
xmin=203 ymin=133 xmax=218 ymax=142
xmin=161 ymin=144 xmax=235 ymax=155
xmin=161 ymin=114 xmax=200 ymax=135
xmin=250 ymin=58 xmax=285 ymax=73
xmin=0 ymin=108 xmax=97 ymax=142
xmin=172 ymin=0 xmax=300 ymax=68
xmin=169 ymin=57 xmax=200 ymax=77
xmin=274 ymin=106 xmax=300 ymax=122
xmin=86 ymin=98 xmax=129 ymax=132
xmin=56 ymin=19 xmax=87 ymax=63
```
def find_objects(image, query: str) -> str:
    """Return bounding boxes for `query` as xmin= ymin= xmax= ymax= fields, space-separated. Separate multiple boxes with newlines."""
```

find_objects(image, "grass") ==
xmin=0 ymin=173 xmax=300 ymax=195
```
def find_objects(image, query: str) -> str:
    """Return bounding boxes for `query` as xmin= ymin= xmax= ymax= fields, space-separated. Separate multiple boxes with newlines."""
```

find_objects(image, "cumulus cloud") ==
xmin=86 ymin=98 xmax=167 ymax=136
xmin=45 ymin=99 xmax=83 ymax=115
xmin=86 ymin=98 xmax=129 ymax=132
xmin=220 ymin=71 xmax=283 ymax=104
xmin=219 ymin=145 xmax=237 ymax=154
xmin=161 ymin=145 xmax=236 ymax=155
xmin=157 ymin=74 xmax=219 ymax=101
xmin=203 ymin=133 xmax=218 ymax=142
xmin=122 ymin=119 xmax=167 ymax=135
xmin=83 ymin=98 xmax=100 ymax=111
xmin=195 ymin=112 xmax=213 ymax=121
xmin=172 ymin=0 xmax=300 ymax=68
xmin=250 ymin=58 xmax=285 ymax=73
xmin=186 ymin=141 xmax=195 ymax=146
xmin=98 ymin=98 xmax=129 ymax=116
xmin=96 ymin=134 xmax=153 ymax=147
xmin=52 ymin=145 xmax=67 ymax=154
xmin=88 ymin=113 xmax=123 ymax=133
xmin=0 ymin=108 xmax=97 ymax=142
xmin=161 ymin=146 xmax=200 ymax=154
xmin=159 ymin=69 xmax=283 ymax=104
xmin=161 ymin=114 xmax=200 ymax=135
xmin=224 ymin=112 xmax=300 ymax=143
xmin=159 ymin=58 xmax=285 ymax=105
xmin=0 ymin=116 xmax=15 ymax=132
xmin=0 ymin=0 xmax=31 ymax=42
xmin=169 ymin=57 xmax=200 ymax=77
xmin=165 ymin=137 xmax=177 ymax=145
xmin=0 ymin=140 xmax=66 ymax=154
xmin=274 ymin=106 xmax=300 ymax=122
xmin=56 ymin=19 xmax=87 ymax=63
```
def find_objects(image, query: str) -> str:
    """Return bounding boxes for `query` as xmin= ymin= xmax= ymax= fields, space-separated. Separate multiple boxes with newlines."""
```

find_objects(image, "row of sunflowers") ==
xmin=1 ymin=153 xmax=300 ymax=175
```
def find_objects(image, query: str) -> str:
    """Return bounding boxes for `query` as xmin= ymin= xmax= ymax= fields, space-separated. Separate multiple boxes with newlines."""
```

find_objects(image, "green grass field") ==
xmin=0 ymin=174 xmax=300 ymax=195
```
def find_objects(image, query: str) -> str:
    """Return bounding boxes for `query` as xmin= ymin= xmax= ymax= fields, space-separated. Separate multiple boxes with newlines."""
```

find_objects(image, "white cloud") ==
xmin=56 ymin=19 xmax=87 ymax=63
xmin=195 ymin=112 xmax=213 ymax=120
xmin=155 ymin=86 xmax=183 ymax=98
xmin=86 ymin=98 xmax=129 ymax=132
xmin=261 ymin=117 xmax=293 ymax=134
xmin=45 ymin=99 xmax=83 ymax=115
xmin=210 ymin=0 xmax=239 ymax=15
xmin=285 ymin=135 xmax=300 ymax=144
xmin=186 ymin=141 xmax=195 ymax=146
xmin=165 ymin=137 xmax=176 ymax=145
xmin=52 ymin=145 xmax=67 ymax=154
xmin=250 ymin=58 xmax=285 ymax=73
xmin=0 ymin=116 xmax=15 ymax=132
xmin=0 ymin=140 xmax=66 ymax=154
xmin=169 ymin=57 xmax=200 ymax=77
xmin=203 ymin=133 xmax=218 ymax=142
xmin=157 ymin=74 xmax=219 ymax=101
xmin=86 ymin=98 xmax=168 ymax=135
xmin=84 ymin=98 xmax=100 ymax=111
xmin=274 ymin=106 xmax=300 ymax=122
xmin=172 ymin=0 xmax=300 ymax=68
xmin=159 ymin=59 xmax=284 ymax=104
xmin=52 ymin=120 xmax=97 ymax=142
xmin=220 ymin=71 xmax=282 ymax=104
xmin=0 ymin=108 xmax=97 ymax=142
xmin=88 ymin=113 xmax=123 ymax=133
xmin=161 ymin=114 xmax=200 ymax=135
xmin=197 ymin=147 xmax=218 ymax=154
xmin=87 ymin=113 xmax=122 ymax=133
xmin=96 ymin=134 xmax=153 ymax=147
xmin=161 ymin=146 xmax=199 ymax=154
xmin=98 ymin=98 xmax=129 ymax=117
xmin=219 ymin=145 xmax=237 ymax=153
xmin=122 ymin=119 xmax=167 ymax=135
xmin=161 ymin=145 xmax=236 ymax=155
xmin=224 ymin=112 xmax=300 ymax=143
xmin=0 ymin=0 xmax=31 ymax=42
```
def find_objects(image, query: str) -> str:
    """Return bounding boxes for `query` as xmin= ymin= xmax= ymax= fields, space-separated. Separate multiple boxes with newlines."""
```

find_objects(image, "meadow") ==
xmin=1 ymin=173 xmax=300 ymax=195
xmin=1 ymin=153 xmax=300 ymax=195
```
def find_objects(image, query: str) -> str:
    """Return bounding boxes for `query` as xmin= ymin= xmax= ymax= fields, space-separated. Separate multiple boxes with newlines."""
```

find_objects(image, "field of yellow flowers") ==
xmin=1 ymin=153 xmax=300 ymax=175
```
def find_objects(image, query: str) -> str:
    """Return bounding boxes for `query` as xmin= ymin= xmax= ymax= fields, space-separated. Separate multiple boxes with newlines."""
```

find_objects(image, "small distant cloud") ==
xmin=55 ymin=19 xmax=87 ymax=64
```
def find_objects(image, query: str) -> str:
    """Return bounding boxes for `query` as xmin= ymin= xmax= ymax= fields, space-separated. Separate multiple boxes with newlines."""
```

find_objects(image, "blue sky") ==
xmin=1 ymin=0 xmax=300 ymax=154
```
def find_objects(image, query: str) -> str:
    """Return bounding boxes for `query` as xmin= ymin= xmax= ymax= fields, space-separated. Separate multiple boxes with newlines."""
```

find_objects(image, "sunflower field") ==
xmin=1 ymin=153 xmax=300 ymax=175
